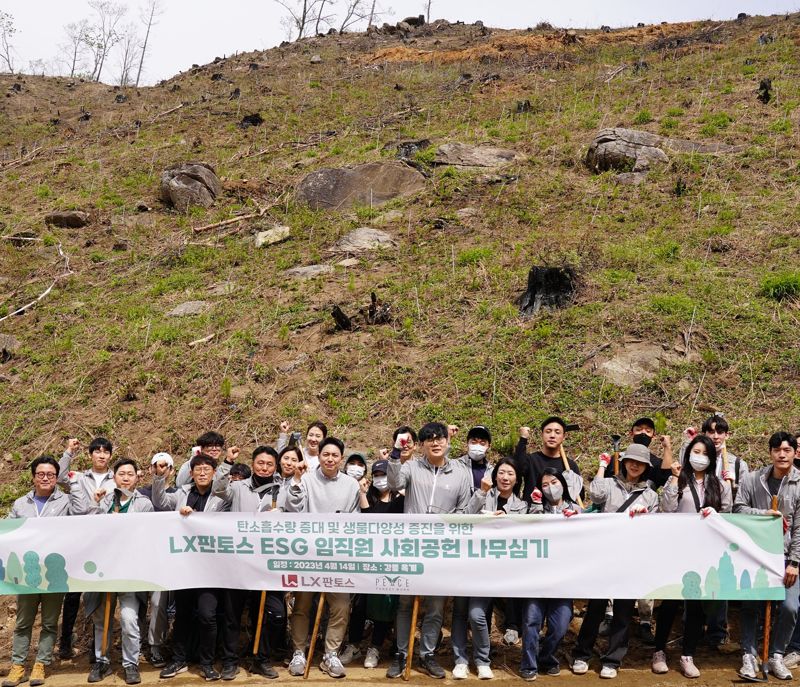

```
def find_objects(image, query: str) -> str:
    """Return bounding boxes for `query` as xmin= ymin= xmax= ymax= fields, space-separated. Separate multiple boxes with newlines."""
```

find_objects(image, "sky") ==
xmin=2 ymin=0 xmax=798 ymax=85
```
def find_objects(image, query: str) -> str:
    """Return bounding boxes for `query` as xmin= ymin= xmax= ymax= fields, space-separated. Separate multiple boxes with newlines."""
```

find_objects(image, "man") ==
xmin=684 ymin=414 xmax=749 ymax=486
xmin=456 ymin=426 xmax=494 ymax=492
xmin=213 ymin=445 xmax=284 ymax=680
xmin=154 ymin=453 xmax=229 ymax=682
xmin=387 ymin=422 xmax=472 ymax=680
xmin=734 ymin=432 xmax=800 ymax=681
xmin=515 ymin=417 xmax=583 ymax=505
xmin=175 ymin=431 xmax=226 ymax=487
xmin=2 ymin=456 xmax=70 ymax=687
xmin=284 ymin=437 xmax=360 ymax=679
xmin=276 ymin=420 xmax=327 ymax=471
xmin=80 ymin=458 xmax=154 ymax=685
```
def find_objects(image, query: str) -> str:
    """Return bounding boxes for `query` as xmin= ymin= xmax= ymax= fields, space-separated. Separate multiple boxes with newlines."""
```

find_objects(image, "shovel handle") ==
xmin=100 ymin=592 xmax=112 ymax=657
xmin=304 ymin=592 xmax=326 ymax=679
xmin=403 ymin=595 xmax=420 ymax=681
xmin=253 ymin=591 xmax=267 ymax=655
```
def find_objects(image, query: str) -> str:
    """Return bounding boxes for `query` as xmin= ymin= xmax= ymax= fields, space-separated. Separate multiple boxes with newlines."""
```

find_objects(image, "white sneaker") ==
xmin=680 ymin=655 xmax=700 ymax=678
xmin=600 ymin=664 xmax=617 ymax=679
xmin=784 ymin=651 xmax=800 ymax=669
xmin=572 ymin=659 xmax=589 ymax=675
xmin=320 ymin=652 xmax=346 ymax=679
xmin=503 ymin=628 xmax=520 ymax=645
xmin=452 ymin=663 xmax=469 ymax=679
xmin=338 ymin=643 xmax=361 ymax=666
xmin=288 ymin=650 xmax=306 ymax=677
xmin=739 ymin=653 xmax=758 ymax=680
xmin=769 ymin=653 xmax=793 ymax=680
xmin=651 ymin=650 xmax=668 ymax=674
xmin=364 ymin=646 xmax=380 ymax=669
xmin=477 ymin=665 xmax=494 ymax=680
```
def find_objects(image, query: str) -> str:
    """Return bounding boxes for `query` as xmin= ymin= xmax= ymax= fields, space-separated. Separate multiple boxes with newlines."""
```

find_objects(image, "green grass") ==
xmin=761 ymin=271 xmax=800 ymax=301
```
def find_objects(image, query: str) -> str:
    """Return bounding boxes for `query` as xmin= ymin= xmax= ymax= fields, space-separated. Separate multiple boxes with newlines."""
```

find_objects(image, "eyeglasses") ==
xmin=34 ymin=472 xmax=57 ymax=479
xmin=193 ymin=466 xmax=214 ymax=473
xmin=424 ymin=437 xmax=448 ymax=444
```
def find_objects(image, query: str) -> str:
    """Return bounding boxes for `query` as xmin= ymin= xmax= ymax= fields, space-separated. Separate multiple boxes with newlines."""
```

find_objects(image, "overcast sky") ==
xmin=3 ymin=0 xmax=798 ymax=84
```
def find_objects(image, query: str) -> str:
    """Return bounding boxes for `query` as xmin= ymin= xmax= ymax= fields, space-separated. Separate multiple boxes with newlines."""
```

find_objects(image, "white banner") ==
xmin=0 ymin=511 xmax=785 ymax=600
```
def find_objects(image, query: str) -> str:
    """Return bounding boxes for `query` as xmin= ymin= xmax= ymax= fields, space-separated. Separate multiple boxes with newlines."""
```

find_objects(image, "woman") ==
xmin=459 ymin=458 xmax=527 ymax=680
xmin=571 ymin=443 xmax=658 ymax=680
xmin=270 ymin=446 xmax=304 ymax=511
xmin=652 ymin=435 xmax=731 ymax=679
xmin=276 ymin=420 xmax=327 ymax=470
xmin=520 ymin=468 xmax=582 ymax=680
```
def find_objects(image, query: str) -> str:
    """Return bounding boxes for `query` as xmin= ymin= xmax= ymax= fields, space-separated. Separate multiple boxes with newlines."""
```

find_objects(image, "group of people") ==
xmin=3 ymin=413 xmax=800 ymax=686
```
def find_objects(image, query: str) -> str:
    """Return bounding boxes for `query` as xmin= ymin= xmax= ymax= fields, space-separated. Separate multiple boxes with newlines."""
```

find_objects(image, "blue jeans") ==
xmin=396 ymin=595 xmax=444 ymax=657
xmin=451 ymin=596 xmax=469 ymax=665
xmin=468 ymin=597 xmax=494 ymax=666
xmin=521 ymin=598 xmax=572 ymax=673
xmin=702 ymin=600 xmax=728 ymax=645
xmin=741 ymin=573 xmax=800 ymax=657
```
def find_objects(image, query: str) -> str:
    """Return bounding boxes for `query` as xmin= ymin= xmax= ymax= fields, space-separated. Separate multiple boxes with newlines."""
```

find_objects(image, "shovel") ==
xmin=611 ymin=434 xmax=621 ymax=476
xmin=403 ymin=596 xmax=420 ymax=681
xmin=559 ymin=445 xmax=585 ymax=509
xmin=100 ymin=592 xmax=112 ymax=657
xmin=304 ymin=593 xmax=326 ymax=679
xmin=253 ymin=591 xmax=267 ymax=655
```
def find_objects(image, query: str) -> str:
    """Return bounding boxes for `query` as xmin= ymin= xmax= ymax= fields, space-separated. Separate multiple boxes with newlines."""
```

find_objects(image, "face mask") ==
xmin=689 ymin=454 xmax=710 ymax=472
xmin=468 ymin=444 xmax=488 ymax=461
xmin=372 ymin=476 xmax=389 ymax=492
xmin=633 ymin=433 xmax=653 ymax=448
xmin=542 ymin=483 xmax=563 ymax=504
xmin=346 ymin=465 xmax=365 ymax=480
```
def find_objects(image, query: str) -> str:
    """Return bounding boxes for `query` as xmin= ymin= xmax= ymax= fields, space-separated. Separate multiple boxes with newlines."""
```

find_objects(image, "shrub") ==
xmin=761 ymin=271 xmax=800 ymax=301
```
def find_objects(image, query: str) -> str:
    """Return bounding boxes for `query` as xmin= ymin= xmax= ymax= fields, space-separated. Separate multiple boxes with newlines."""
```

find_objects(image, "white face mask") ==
xmin=468 ymin=444 xmax=488 ymax=461
xmin=689 ymin=453 xmax=710 ymax=472
xmin=346 ymin=465 xmax=365 ymax=480
xmin=542 ymin=483 xmax=563 ymax=504
xmin=372 ymin=476 xmax=389 ymax=492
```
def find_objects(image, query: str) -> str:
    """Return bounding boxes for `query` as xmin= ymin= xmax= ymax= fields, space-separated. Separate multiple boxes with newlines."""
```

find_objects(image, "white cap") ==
xmin=151 ymin=452 xmax=173 ymax=467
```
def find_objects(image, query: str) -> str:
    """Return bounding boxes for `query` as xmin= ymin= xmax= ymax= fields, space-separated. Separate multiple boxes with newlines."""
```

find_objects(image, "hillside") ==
xmin=1 ymin=13 xmax=799 ymax=504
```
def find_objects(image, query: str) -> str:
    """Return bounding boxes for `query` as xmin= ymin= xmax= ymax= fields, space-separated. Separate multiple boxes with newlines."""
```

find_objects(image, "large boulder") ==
xmin=434 ymin=142 xmax=524 ymax=168
xmin=329 ymin=228 xmax=395 ymax=254
xmin=296 ymin=162 xmax=425 ymax=211
xmin=160 ymin=162 xmax=222 ymax=212
xmin=44 ymin=210 xmax=89 ymax=228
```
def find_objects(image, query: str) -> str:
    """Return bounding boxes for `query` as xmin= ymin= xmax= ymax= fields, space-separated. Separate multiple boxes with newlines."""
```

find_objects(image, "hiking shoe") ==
xmin=739 ymin=654 xmax=758 ymax=680
xmin=363 ymin=647 xmax=380 ymax=669
xmin=784 ymin=651 xmax=800 ymax=669
xmin=386 ymin=653 xmax=406 ymax=679
xmin=338 ymin=644 xmax=361 ymax=665
xmin=520 ymin=669 xmax=537 ymax=681
xmin=545 ymin=665 xmax=561 ymax=676
xmin=420 ymin=654 xmax=445 ymax=679
xmin=87 ymin=662 xmax=112 ymax=683
xmin=503 ymin=628 xmax=520 ymax=645
xmin=30 ymin=663 xmax=46 ymax=687
xmin=598 ymin=614 xmax=613 ymax=636
xmin=679 ymin=656 xmax=699 ymax=678
xmin=149 ymin=646 xmax=166 ymax=668
xmin=571 ymin=659 xmax=589 ymax=675
xmin=452 ymin=663 xmax=469 ymax=679
xmin=651 ymin=650 xmax=668 ymax=674
xmin=477 ymin=665 xmax=494 ymax=679
xmin=769 ymin=653 xmax=793 ymax=680
xmin=221 ymin=664 xmax=239 ymax=681
xmin=252 ymin=662 xmax=278 ymax=679
xmin=320 ymin=652 xmax=345 ymax=679
xmin=2 ymin=664 xmax=26 ymax=687
xmin=123 ymin=666 xmax=141 ymax=685
xmin=159 ymin=661 xmax=188 ymax=679
xmin=200 ymin=665 xmax=221 ymax=681
xmin=600 ymin=664 xmax=617 ymax=679
xmin=288 ymin=651 xmax=306 ymax=677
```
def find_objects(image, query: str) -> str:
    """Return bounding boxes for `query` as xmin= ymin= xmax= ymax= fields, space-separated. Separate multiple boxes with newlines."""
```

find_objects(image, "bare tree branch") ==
xmin=62 ymin=20 xmax=90 ymax=78
xmin=0 ymin=11 xmax=16 ymax=74
xmin=135 ymin=0 xmax=162 ymax=87
xmin=85 ymin=1 xmax=127 ymax=82
xmin=117 ymin=24 xmax=140 ymax=86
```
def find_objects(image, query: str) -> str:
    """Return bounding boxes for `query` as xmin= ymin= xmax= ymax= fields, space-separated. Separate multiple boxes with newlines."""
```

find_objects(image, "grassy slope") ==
xmin=0 ymin=15 xmax=798 ymax=507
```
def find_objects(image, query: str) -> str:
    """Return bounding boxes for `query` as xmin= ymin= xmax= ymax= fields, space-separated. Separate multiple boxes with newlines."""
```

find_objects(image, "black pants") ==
xmin=173 ymin=588 xmax=221 ymax=667
xmin=221 ymin=589 xmax=286 ymax=667
xmin=500 ymin=597 xmax=524 ymax=633
xmin=655 ymin=600 xmax=705 ymax=656
xmin=60 ymin=592 xmax=82 ymax=647
xmin=348 ymin=594 xmax=392 ymax=648
xmin=573 ymin=598 xmax=635 ymax=669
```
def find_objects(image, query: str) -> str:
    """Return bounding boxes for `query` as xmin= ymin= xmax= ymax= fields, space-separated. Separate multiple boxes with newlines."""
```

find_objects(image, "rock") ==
xmin=397 ymin=21 xmax=413 ymax=33
xmin=586 ymin=128 xmax=745 ymax=174
xmin=167 ymin=300 xmax=210 ymax=317
xmin=160 ymin=162 xmax=222 ymax=212
xmin=44 ymin=210 xmax=89 ymax=228
xmin=519 ymin=266 xmax=576 ymax=317
xmin=615 ymin=171 xmax=648 ymax=185
xmin=296 ymin=161 xmax=425 ymax=211
xmin=240 ymin=113 xmax=264 ymax=128
xmin=207 ymin=281 xmax=237 ymax=296
xmin=329 ymin=228 xmax=395 ymax=254
xmin=276 ymin=353 xmax=309 ymax=374
xmin=594 ymin=343 xmax=674 ymax=388
xmin=255 ymin=225 xmax=290 ymax=248
xmin=310 ymin=54 xmax=323 ymax=64
xmin=114 ymin=93 xmax=127 ymax=103
xmin=395 ymin=139 xmax=432 ymax=159
xmin=374 ymin=209 xmax=404 ymax=226
xmin=434 ymin=142 xmax=525 ymax=168
xmin=402 ymin=15 xmax=425 ymax=27
xmin=337 ymin=258 xmax=359 ymax=267
xmin=284 ymin=264 xmax=334 ymax=280
xmin=0 ymin=334 xmax=20 ymax=362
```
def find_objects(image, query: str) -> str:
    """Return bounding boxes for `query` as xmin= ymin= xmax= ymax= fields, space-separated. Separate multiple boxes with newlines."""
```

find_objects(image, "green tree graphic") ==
xmin=23 ymin=551 xmax=41 ymax=589
xmin=740 ymin=570 xmax=752 ymax=591
xmin=754 ymin=567 xmax=769 ymax=589
xmin=44 ymin=554 xmax=68 ymax=592
xmin=682 ymin=571 xmax=702 ymax=599
xmin=718 ymin=552 xmax=737 ymax=594
xmin=704 ymin=566 xmax=720 ymax=599
xmin=6 ymin=552 xmax=22 ymax=585
xmin=0 ymin=557 xmax=5 ymax=582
